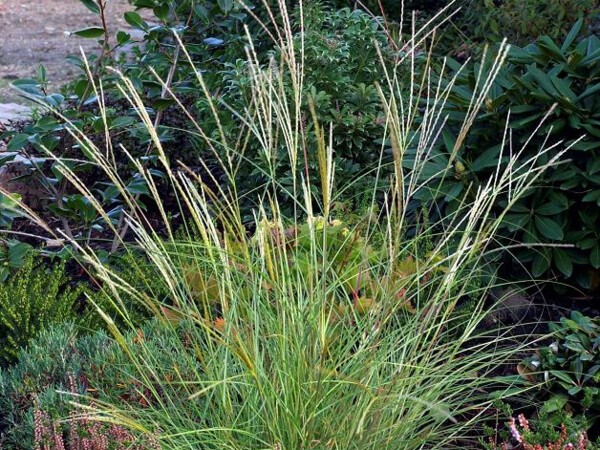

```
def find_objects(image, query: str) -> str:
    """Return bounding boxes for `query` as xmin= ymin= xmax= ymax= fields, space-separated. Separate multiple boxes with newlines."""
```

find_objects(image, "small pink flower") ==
xmin=508 ymin=417 xmax=523 ymax=443
xmin=518 ymin=413 xmax=530 ymax=431
xmin=578 ymin=432 xmax=588 ymax=450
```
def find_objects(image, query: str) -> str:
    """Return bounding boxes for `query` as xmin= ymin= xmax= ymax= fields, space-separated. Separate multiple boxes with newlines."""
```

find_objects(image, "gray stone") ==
xmin=0 ymin=156 xmax=47 ymax=208
xmin=0 ymin=125 xmax=46 ymax=207
xmin=0 ymin=102 xmax=31 ymax=124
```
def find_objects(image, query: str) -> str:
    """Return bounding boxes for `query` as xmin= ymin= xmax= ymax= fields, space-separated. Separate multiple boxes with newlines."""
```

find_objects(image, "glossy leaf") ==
xmin=71 ymin=27 xmax=105 ymax=38
xmin=553 ymin=248 xmax=573 ymax=277
xmin=124 ymin=11 xmax=147 ymax=30
xmin=591 ymin=245 xmax=600 ymax=269
xmin=79 ymin=0 xmax=100 ymax=14
xmin=535 ymin=216 xmax=564 ymax=241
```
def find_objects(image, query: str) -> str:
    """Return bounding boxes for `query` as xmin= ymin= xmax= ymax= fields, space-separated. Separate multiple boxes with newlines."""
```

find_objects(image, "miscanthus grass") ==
xmin=28 ymin=1 xmax=571 ymax=448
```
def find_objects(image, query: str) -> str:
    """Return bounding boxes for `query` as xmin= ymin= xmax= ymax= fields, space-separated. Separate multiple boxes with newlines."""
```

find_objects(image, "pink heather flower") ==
xmin=52 ymin=422 xmax=65 ymax=450
xmin=578 ymin=432 xmax=588 ymax=450
xmin=508 ymin=417 xmax=523 ymax=443
xmin=33 ymin=407 xmax=46 ymax=450
xmin=518 ymin=414 xmax=530 ymax=432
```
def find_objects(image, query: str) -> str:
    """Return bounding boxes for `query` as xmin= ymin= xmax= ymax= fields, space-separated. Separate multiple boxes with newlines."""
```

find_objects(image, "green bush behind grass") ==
xmin=416 ymin=21 xmax=600 ymax=289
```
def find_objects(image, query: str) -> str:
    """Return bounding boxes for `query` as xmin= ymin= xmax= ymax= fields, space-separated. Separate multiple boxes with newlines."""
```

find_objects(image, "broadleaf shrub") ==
xmin=416 ymin=21 xmax=600 ymax=289
xmin=209 ymin=5 xmax=399 ymax=220
xmin=449 ymin=0 xmax=599 ymax=51
xmin=400 ymin=0 xmax=600 ymax=58
xmin=0 ymin=0 xmax=261 ymax=246
xmin=519 ymin=311 xmax=600 ymax=429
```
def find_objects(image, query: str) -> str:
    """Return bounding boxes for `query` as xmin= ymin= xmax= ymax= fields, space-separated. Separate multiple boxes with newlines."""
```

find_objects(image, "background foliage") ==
xmin=413 ymin=21 xmax=600 ymax=289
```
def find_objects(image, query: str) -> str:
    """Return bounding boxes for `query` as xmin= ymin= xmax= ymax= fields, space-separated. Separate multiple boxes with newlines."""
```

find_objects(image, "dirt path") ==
xmin=0 ymin=0 xmax=134 ymax=103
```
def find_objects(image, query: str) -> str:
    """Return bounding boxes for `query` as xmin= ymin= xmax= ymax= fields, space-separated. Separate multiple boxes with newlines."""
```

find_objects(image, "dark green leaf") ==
xmin=110 ymin=116 xmax=136 ymax=129
xmin=471 ymin=144 xmax=503 ymax=171
xmin=584 ymin=365 xmax=600 ymax=383
xmin=553 ymin=248 xmax=573 ymax=278
xmin=582 ymin=190 xmax=600 ymax=203
xmin=538 ymin=36 xmax=566 ymax=62
xmin=532 ymin=251 xmax=551 ymax=277
xmin=116 ymin=31 xmax=131 ymax=45
xmin=549 ymin=370 xmax=576 ymax=386
xmin=567 ymin=386 xmax=582 ymax=396
xmin=7 ymin=134 xmax=30 ymax=151
xmin=535 ymin=215 xmax=564 ymax=240
xmin=72 ymin=27 xmax=105 ymax=38
xmin=11 ymin=78 xmax=43 ymax=97
xmin=536 ymin=202 xmax=567 ymax=216
xmin=549 ymin=76 xmax=577 ymax=104
xmin=503 ymin=213 xmax=530 ymax=232
xmin=590 ymin=245 xmax=600 ymax=269
xmin=561 ymin=19 xmax=583 ymax=52
xmin=527 ymin=64 xmax=560 ymax=97
xmin=126 ymin=178 xmax=149 ymax=195
xmin=153 ymin=4 xmax=170 ymax=21
xmin=511 ymin=113 xmax=544 ymax=129
xmin=79 ymin=0 xmax=100 ymax=14
xmin=8 ymin=242 xmax=32 ymax=267
xmin=124 ymin=12 xmax=147 ymax=30
xmin=578 ymin=82 xmax=600 ymax=101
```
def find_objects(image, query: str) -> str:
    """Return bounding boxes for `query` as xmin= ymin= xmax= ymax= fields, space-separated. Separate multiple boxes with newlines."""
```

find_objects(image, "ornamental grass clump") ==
xmin=25 ymin=1 xmax=576 ymax=448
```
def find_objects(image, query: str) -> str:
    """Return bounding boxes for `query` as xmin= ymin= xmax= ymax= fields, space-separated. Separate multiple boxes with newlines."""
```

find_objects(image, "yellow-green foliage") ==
xmin=0 ymin=256 xmax=84 ymax=366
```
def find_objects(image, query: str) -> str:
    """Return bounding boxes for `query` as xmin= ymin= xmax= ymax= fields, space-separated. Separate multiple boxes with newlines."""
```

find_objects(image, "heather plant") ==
xmin=0 ymin=256 xmax=88 ymax=367
xmin=0 ymin=323 xmax=88 ymax=448
xmin=0 ymin=320 xmax=198 ymax=449
xmin=33 ymin=405 xmax=160 ymax=450
xmin=484 ymin=412 xmax=598 ymax=450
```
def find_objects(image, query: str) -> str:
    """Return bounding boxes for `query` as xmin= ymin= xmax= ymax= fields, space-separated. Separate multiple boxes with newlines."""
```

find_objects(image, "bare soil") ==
xmin=0 ymin=0 xmax=134 ymax=103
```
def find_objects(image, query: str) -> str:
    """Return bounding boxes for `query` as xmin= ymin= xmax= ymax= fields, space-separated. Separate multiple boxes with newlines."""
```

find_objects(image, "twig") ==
xmin=78 ymin=0 xmax=112 ymax=109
